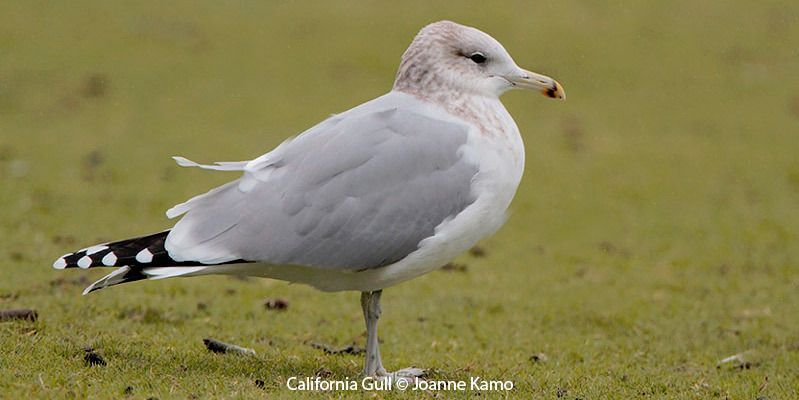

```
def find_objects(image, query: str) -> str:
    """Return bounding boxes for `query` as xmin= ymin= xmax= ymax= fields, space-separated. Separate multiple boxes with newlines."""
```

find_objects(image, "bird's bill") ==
xmin=507 ymin=68 xmax=565 ymax=100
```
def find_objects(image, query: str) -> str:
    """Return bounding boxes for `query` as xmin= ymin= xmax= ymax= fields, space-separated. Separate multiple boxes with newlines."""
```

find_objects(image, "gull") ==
xmin=52 ymin=20 xmax=564 ymax=379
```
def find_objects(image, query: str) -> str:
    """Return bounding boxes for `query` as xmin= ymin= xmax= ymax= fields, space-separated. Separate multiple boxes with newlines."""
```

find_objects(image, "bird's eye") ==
xmin=469 ymin=52 xmax=487 ymax=64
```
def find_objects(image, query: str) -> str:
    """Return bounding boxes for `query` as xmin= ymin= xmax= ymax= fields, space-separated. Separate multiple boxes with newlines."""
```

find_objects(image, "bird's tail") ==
xmin=52 ymin=231 xmax=246 ymax=295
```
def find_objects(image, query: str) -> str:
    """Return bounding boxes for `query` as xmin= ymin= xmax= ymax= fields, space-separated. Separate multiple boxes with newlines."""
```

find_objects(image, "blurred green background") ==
xmin=1 ymin=1 xmax=798 ymax=398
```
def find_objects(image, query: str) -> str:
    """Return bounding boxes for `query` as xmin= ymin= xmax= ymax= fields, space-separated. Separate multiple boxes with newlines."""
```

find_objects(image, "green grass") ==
xmin=2 ymin=1 xmax=799 ymax=398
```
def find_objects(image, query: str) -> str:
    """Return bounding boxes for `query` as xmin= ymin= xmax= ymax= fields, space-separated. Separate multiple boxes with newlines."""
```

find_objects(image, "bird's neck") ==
xmin=395 ymin=86 xmax=512 ymax=139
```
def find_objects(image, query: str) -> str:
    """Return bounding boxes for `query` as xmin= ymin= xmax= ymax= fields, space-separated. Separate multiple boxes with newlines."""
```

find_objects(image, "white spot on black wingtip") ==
xmin=77 ymin=255 xmax=93 ymax=269
xmin=52 ymin=255 xmax=69 ymax=270
xmin=135 ymin=248 xmax=153 ymax=263
xmin=85 ymin=245 xmax=108 ymax=255
xmin=101 ymin=252 xmax=117 ymax=266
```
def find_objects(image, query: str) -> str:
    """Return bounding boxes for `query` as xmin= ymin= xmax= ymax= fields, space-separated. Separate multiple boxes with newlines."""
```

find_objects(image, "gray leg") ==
xmin=361 ymin=290 xmax=387 ymax=376
xmin=360 ymin=290 xmax=425 ymax=380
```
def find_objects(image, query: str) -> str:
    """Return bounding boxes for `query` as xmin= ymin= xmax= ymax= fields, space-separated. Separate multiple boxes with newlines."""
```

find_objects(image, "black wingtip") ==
xmin=54 ymin=231 xmax=173 ymax=270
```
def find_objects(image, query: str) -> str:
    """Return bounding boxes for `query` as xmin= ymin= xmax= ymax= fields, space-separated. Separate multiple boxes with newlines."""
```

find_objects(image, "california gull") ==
xmin=53 ymin=20 xmax=565 ymax=379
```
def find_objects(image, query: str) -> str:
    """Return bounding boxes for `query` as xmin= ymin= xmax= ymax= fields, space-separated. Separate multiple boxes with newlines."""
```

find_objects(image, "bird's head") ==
xmin=394 ymin=20 xmax=565 ymax=100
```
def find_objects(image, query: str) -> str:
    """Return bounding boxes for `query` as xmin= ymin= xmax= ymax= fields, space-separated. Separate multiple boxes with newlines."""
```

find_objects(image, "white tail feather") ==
xmin=83 ymin=266 xmax=132 ymax=295
xmin=143 ymin=266 xmax=207 ymax=280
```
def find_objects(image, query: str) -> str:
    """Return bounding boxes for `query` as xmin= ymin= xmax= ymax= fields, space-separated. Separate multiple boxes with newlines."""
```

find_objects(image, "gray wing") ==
xmin=164 ymin=106 xmax=478 ymax=271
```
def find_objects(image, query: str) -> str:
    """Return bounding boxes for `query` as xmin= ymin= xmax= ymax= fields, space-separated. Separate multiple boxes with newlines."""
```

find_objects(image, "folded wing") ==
xmin=165 ymin=102 xmax=478 ymax=271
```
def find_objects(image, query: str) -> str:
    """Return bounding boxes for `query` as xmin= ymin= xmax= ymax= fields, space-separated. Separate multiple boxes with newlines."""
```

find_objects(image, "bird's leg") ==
xmin=360 ymin=290 xmax=425 ymax=381
xmin=361 ymin=290 xmax=388 ymax=376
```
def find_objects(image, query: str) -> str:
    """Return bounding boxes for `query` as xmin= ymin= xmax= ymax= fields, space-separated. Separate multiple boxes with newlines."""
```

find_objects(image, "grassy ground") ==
xmin=2 ymin=1 xmax=798 ymax=398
